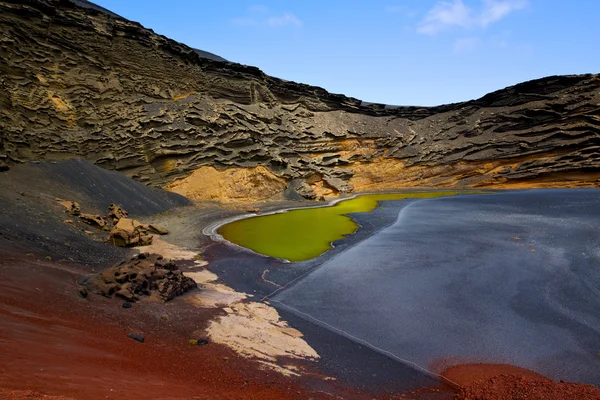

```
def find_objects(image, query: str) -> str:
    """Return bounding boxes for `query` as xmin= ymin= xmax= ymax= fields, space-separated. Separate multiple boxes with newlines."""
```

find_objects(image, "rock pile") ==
xmin=80 ymin=253 xmax=197 ymax=302
xmin=57 ymin=200 xmax=169 ymax=247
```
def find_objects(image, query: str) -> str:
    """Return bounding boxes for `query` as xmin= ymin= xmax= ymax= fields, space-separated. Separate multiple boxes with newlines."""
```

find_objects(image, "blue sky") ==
xmin=93 ymin=0 xmax=599 ymax=106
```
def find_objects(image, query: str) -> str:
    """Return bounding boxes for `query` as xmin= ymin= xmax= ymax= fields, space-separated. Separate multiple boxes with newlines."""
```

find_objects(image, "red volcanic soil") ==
xmin=454 ymin=374 xmax=600 ymax=400
xmin=2 ymin=250 xmax=600 ymax=400
xmin=442 ymin=363 xmax=600 ymax=400
xmin=0 ymin=251 xmax=368 ymax=400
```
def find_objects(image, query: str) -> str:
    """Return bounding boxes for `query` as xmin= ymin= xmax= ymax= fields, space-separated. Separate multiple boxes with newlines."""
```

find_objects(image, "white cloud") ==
xmin=453 ymin=37 xmax=481 ymax=52
xmin=418 ymin=0 xmax=527 ymax=35
xmin=248 ymin=4 xmax=269 ymax=14
xmin=267 ymin=12 xmax=302 ymax=27
xmin=231 ymin=16 xmax=258 ymax=27
xmin=232 ymin=7 xmax=302 ymax=28
xmin=385 ymin=5 xmax=419 ymax=18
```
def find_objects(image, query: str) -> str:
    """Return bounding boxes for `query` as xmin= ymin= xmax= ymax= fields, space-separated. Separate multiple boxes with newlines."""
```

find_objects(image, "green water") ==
xmin=219 ymin=192 xmax=462 ymax=262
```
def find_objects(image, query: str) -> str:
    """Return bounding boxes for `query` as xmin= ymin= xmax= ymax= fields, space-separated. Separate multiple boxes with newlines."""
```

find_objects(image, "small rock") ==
xmin=107 ymin=203 xmax=128 ymax=224
xmin=78 ymin=287 xmax=88 ymax=298
xmin=80 ymin=213 xmax=107 ymax=229
xmin=127 ymin=333 xmax=144 ymax=343
xmin=148 ymin=224 xmax=168 ymax=235
xmin=59 ymin=200 xmax=81 ymax=216
xmin=122 ymin=302 xmax=132 ymax=309
xmin=115 ymin=289 xmax=135 ymax=302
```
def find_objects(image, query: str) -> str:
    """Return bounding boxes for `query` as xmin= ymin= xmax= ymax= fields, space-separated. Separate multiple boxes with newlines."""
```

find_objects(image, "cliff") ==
xmin=1 ymin=0 xmax=599 ymax=201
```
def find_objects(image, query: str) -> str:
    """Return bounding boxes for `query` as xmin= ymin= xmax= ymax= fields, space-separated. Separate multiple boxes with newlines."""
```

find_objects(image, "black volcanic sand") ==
xmin=269 ymin=189 xmax=600 ymax=388
xmin=0 ymin=160 xmax=189 ymax=266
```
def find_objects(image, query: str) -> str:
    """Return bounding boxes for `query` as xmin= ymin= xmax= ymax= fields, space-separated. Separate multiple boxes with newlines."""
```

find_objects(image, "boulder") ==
xmin=286 ymin=178 xmax=317 ymax=200
xmin=59 ymin=200 xmax=81 ymax=216
xmin=80 ymin=253 xmax=197 ymax=302
xmin=147 ymin=224 xmax=168 ymax=235
xmin=108 ymin=217 xmax=153 ymax=247
xmin=127 ymin=333 xmax=144 ymax=343
xmin=323 ymin=176 xmax=354 ymax=193
xmin=107 ymin=203 xmax=128 ymax=224
xmin=79 ymin=213 xmax=108 ymax=229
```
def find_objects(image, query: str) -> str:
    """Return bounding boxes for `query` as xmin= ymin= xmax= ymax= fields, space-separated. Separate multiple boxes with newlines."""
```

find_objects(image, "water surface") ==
xmin=273 ymin=189 xmax=600 ymax=385
xmin=219 ymin=192 xmax=460 ymax=261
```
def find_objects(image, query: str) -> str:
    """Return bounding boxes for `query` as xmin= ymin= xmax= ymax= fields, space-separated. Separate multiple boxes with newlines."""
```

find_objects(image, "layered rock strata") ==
xmin=1 ymin=0 xmax=599 ymax=200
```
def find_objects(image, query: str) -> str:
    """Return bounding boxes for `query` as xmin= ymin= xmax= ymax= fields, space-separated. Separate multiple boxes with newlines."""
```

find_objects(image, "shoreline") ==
xmin=202 ymin=189 xmax=489 ymax=262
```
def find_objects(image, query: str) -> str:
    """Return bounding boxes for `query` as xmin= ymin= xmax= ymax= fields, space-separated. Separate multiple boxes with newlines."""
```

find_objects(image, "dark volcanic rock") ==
xmin=0 ymin=0 xmax=599 ymax=197
xmin=127 ymin=333 xmax=145 ymax=343
xmin=80 ymin=253 xmax=197 ymax=302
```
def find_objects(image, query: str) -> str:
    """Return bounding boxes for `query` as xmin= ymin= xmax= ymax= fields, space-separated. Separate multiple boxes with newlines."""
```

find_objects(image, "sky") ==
xmin=92 ymin=0 xmax=600 ymax=106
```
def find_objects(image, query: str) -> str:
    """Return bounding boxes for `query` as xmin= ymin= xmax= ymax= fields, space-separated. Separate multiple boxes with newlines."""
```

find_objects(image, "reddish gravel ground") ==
xmin=454 ymin=374 xmax=600 ymax=400
xmin=442 ymin=363 xmax=600 ymax=400
xmin=2 ymin=251 xmax=600 ymax=400
xmin=0 ymin=252 xmax=372 ymax=400
xmin=0 ymin=390 xmax=75 ymax=399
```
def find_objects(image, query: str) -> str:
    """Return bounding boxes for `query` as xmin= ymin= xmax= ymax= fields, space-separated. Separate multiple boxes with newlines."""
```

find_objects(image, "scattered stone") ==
xmin=107 ymin=203 xmax=128 ymax=224
xmin=79 ymin=213 xmax=107 ymax=229
xmin=108 ymin=217 xmax=153 ymax=247
xmin=80 ymin=253 xmax=197 ymax=302
xmin=122 ymin=302 xmax=132 ymax=309
xmin=63 ymin=219 xmax=73 ymax=224
xmin=78 ymin=287 xmax=87 ymax=298
xmin=147 ymin=224 xmax=168 ymax=235
xmin=127 ymin=333 xmax=144 ymax=343
xmin=58 ymin=200 xmax=81 ymax=216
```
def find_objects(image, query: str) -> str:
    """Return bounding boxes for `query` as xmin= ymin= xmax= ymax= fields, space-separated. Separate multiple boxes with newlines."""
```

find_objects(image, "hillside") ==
xmin=1 ymin=0 xmax=599 ymax=202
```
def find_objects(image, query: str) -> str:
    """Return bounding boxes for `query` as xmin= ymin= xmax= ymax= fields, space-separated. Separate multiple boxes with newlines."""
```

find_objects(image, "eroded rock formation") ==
xmin=1 ymin=0 xmax=599 ymax=201
xmin=80 ymin=252 xmax=197 ymax=302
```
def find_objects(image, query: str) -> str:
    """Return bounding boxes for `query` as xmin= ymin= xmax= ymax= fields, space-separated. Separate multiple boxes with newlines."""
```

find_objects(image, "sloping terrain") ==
xmin=0 ymin=159 xmax=189 ymax=265
xmin=1 ymin=0 xmax=599 ymax=202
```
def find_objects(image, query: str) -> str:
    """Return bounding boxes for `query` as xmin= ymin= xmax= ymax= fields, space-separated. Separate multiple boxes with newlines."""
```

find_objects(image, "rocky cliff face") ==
xmin=1 ymin=0 xmax=599 ymax=201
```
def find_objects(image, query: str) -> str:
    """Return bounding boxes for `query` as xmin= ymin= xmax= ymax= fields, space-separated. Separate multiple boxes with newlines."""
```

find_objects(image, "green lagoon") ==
xmin=218 ymin=192 xmax=461 ymax=262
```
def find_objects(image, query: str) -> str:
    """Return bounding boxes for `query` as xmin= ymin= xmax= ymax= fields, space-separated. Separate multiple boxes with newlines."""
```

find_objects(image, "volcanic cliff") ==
xmin=1 ymin=0 xmax=599 ymax=202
